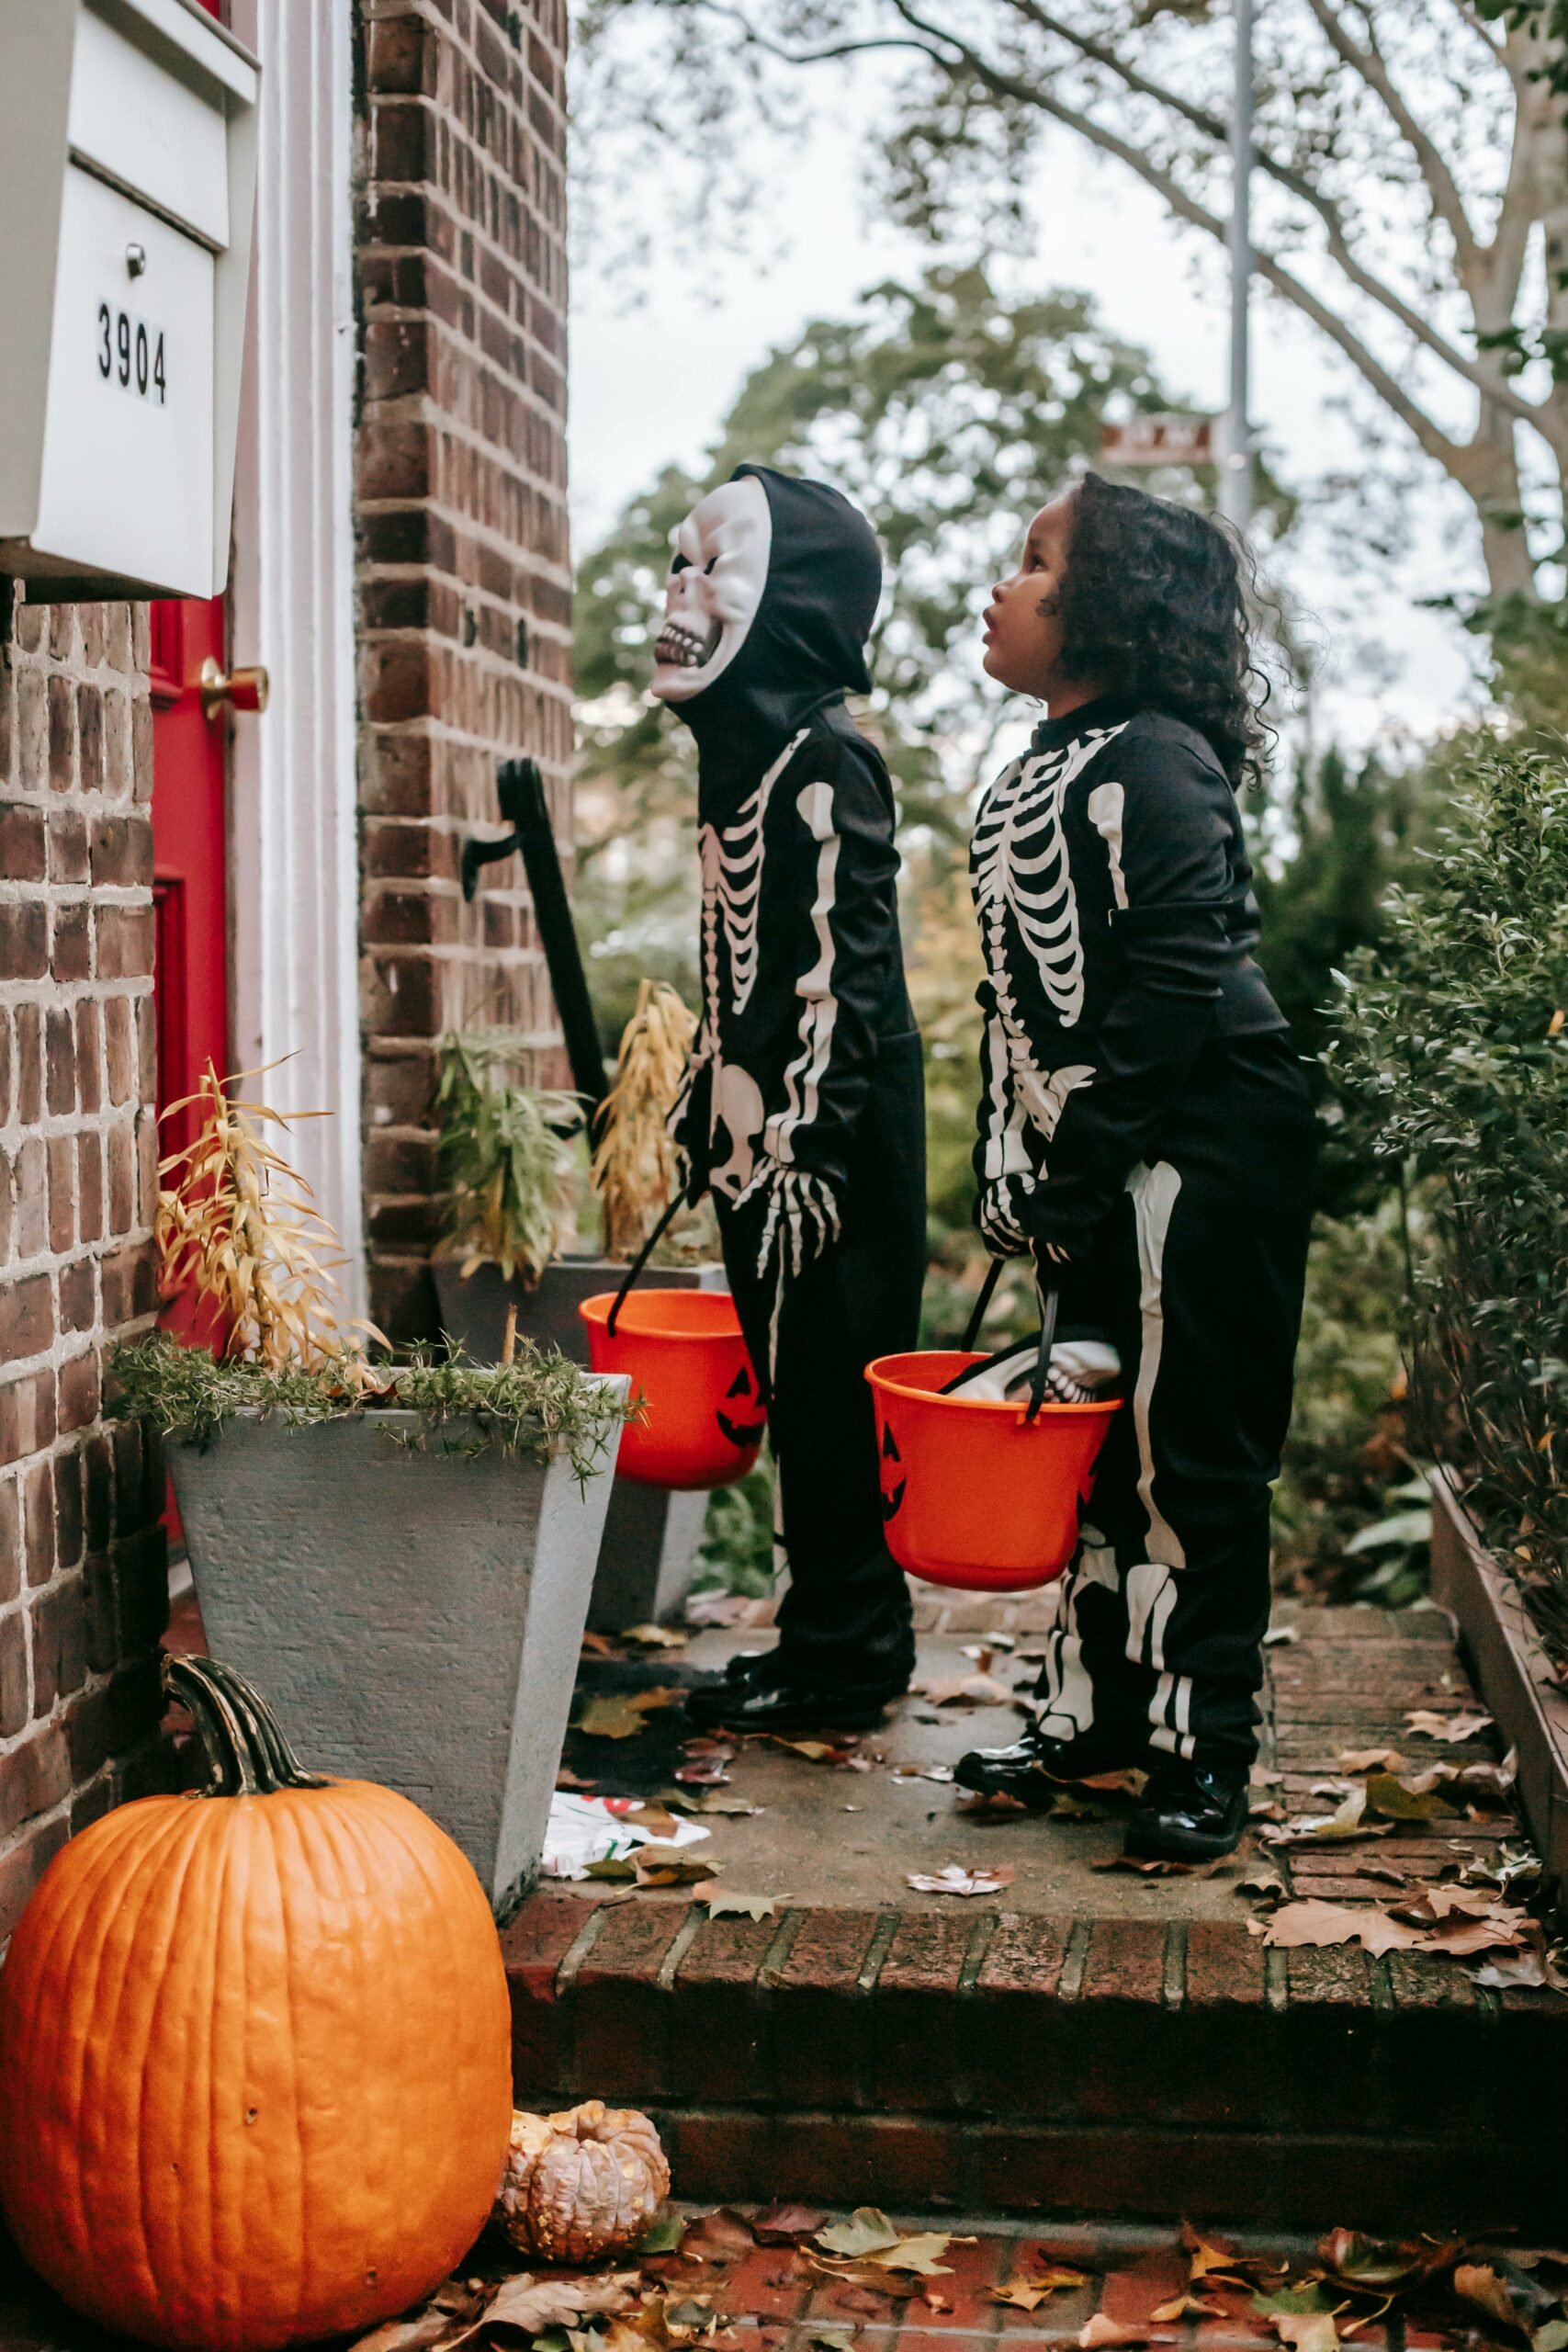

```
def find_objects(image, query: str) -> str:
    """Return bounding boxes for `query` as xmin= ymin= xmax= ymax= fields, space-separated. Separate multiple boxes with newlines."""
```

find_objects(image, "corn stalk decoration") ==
xmin=591 ymin=980 xmax=697 ymax=1260
xmin=155 ymin=1065 xmax=382 ymax=1374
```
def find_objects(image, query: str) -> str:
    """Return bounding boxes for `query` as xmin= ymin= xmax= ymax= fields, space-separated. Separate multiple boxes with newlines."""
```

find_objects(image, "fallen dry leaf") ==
xmin=1271 ymin=2314 xmax=1339 ymax=2352
xmin=555 ymin=1767 xmax=596 ymax=1791
xmin=1317 ymin=2227 xmax=1461 ymax=2296
xmin=911 ymin=1672 xmax=1014 ymax=1707
xmin=863 ymin=2234 xmax=955 ymax=2278
xmin=1183 ymin=2226 xmax=1253 ymax=2285
xmin=1405 ymin=1709 xmax=1494 ymax=1742
xmin=675 ymin=1758 xmax=733 ymax=1786
xmin=994 ymin=2268 xmax=1092 ymax=2311
xmin=1236 ymin=1858 xmax=1289 ymax=1901
xmin=1337 ymin=1749 xmax=1405 ymax=1774
xmin=1095 ymin=1854 xmax=1198 ymax=1877
xmin=635 ymin=1846 xmax=718 ymax=1888
xmin=1476 ymin=1949 xmax=1552 ymax=1988
xmin=486 ymin=2270 xmax=640 ymax=2335
xmin=1399 ymin=1883 xmax=1510 ymax=1920
xmin=905 ymin=1863 xmax=1016 ymax=1896
xmin=1079 ymin=2317 xmax=1175 ymax=2347
xmin=1259 ymin=1900 xmax=1424 ymax=1955
xmin=816 ymin=2211 xmax=902 ymax=2260
xmin=1263 ymin=1623 xmax=1299 ymax=1645
xmin=772 ymin=1736 xmax=854 ymax=1763
xmin=347 ymin=2289 xmax=491 ymax=2352
xmin=623 ymin=1623 xmax=690 ymax=1648
xmin=1363 ymin=1770 xmax=1449 ymax=1822
xmin=1453 ymin=2264 xmax=1523 ymax=2335
xmin=752 ymin=2202 xmax=827 ymax=2245
xmin=957 ymin=1791 xmax=1029 ymax=1816
xmin=663 ymin=1789 xmax=760 ymax=1817
xmin=1151 ymin=2296 xmax=1229 ymax=2323
xmin=1080 ymin=1768 xmax=1148 ymax=1794
xmin=576 ymin=1694 xmax=655 ymax=1741
xmin=698 ymin=1889 xmax=780 ymax=1919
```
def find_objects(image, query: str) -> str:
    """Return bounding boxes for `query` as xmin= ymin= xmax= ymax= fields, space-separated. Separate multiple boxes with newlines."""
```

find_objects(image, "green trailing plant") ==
xmin=435 ymin=1030 xmax=583 ymax=1284
xmin=108 ymin=1331 xmax=633 ymax=1484
xmin=1330 ymin=741 xmax=1568 ymax=1663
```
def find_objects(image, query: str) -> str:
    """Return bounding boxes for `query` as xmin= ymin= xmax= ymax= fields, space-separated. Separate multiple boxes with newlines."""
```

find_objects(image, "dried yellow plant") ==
xmin=155 ymin=1063 xmax=384 ymax=1374
xmin=590 ymin=980 xmax=697 ymax=1260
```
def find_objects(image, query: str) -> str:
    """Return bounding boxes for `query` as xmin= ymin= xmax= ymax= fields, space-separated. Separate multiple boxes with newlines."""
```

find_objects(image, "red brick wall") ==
xmin=354 ymin=0 xmax=574 ymax=1340
xmin=0 ymin=594 xmax=168 ymax=1942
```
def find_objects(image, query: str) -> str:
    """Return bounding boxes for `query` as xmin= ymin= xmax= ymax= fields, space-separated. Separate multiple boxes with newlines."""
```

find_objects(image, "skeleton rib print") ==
xmin=972 ymin=723 xmax=1125 ymax=1033
xmin=972 ymin=724 xmax=1125 ymax=1244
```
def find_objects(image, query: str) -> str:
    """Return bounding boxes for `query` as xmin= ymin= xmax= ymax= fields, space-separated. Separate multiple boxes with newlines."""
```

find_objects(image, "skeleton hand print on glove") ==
xmin=735 ymin=1159 xmax=843 ymax=1279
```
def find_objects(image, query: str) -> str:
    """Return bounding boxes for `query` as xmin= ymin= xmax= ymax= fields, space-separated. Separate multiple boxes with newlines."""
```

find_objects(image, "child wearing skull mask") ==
xmin=652 ymin=464 xmax=925 ymax=1732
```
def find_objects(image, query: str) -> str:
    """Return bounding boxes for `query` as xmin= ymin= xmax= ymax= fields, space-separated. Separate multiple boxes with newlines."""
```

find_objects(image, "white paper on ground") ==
xmin=541 ymin=1790 xmax=712 ymax=1880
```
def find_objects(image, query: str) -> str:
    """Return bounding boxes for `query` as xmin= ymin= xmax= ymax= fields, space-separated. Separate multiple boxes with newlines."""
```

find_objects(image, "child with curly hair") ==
xmin=955 ymin=473 xmax=1316 ymax=1860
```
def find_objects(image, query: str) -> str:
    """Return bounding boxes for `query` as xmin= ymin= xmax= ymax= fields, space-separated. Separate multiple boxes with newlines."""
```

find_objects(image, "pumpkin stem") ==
xmin=163 ymin=1654 xmax=329 ymax=1797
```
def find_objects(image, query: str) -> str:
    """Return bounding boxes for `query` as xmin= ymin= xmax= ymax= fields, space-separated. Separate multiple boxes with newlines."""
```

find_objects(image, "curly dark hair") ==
xmin=1053 ymin=471 xmax=1270 ymax=790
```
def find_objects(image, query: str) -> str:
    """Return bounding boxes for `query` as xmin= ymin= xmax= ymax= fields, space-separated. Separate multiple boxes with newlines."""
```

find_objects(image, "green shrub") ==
xmin=1330 ymin=742 xmax=1568 ymax=1658
xmin=434 ymin=1030 xmax=583 ymax=1284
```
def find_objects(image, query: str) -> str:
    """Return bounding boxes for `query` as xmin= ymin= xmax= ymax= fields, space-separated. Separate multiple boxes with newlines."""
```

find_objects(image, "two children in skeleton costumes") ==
xmin=652 ymin=464 xmax=1313 ymax=1861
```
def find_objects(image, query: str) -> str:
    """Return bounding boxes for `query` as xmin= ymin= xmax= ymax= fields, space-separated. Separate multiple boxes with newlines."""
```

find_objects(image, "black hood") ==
xmin=668 ymin=463 xmax=883 ymax=794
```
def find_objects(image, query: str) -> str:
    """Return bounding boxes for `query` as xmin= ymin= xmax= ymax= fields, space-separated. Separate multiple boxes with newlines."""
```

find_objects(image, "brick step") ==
xmin=505 ymin=1895 xmax=1568 ymax=2236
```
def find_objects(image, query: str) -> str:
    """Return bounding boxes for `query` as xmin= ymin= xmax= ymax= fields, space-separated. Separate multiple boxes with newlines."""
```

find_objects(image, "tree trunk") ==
xmin=1457 ymin=397 xmax=1539 ymax=605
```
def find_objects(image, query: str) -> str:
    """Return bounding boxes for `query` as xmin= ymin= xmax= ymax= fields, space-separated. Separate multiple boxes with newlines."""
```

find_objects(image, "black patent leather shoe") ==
xmin=1123 ymin=1758 xmax=1250 ymax=1860
xmin=684 ymin=1668 xmax=907 ymax=1736
xmin=953 ymin=1724 xmax=1148 ymax=1807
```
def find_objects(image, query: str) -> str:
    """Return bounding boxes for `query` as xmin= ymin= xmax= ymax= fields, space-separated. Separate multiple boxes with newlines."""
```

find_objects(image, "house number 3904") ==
xmin=96 ymin=302 xmax=166 ymax=403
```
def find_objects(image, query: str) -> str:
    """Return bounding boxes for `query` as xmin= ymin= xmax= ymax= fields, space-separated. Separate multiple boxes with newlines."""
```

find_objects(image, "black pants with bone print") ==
xmin=716 ymin=1030 xmax=927 ymax=1693
xmin=1028 ymin=1034 xmax=1316 ymax=1769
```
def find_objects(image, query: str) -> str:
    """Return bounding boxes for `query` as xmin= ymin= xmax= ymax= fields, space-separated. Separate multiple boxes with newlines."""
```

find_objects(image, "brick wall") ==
xmin=354 ymin=0 xmax=574 ymax=1340
xmin=0 ymin=594 xmax=168 ymax=1943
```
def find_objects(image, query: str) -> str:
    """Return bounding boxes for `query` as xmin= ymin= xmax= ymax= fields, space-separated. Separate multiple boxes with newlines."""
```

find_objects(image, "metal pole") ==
xmin=1220 ymin=0 xmax=1254 ymax=532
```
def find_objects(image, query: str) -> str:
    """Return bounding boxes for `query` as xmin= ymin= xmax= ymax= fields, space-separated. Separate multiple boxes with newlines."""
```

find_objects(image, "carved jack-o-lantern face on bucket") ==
xmin=879 ymin=1421 xmax=906 ymax=1522
xmin=716 ymin=1363 xmax=766 ymax=1452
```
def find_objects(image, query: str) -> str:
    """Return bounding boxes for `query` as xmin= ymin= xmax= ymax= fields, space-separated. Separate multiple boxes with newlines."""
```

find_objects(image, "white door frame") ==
xmin=227 ymin=0 xmax=365 ymax=1313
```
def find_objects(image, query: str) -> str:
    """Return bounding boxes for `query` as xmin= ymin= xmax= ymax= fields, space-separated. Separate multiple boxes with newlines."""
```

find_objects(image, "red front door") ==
xmin=150 ymin=596 xmax=231 ymax=1163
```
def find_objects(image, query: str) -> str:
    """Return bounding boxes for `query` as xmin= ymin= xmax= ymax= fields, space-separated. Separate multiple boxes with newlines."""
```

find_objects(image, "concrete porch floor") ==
xmin=557 ymin=1587 xmax=1516 ymax=1918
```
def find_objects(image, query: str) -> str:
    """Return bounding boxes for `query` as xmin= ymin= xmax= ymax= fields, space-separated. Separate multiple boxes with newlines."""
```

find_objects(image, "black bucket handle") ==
xmin=606 ymin=1196 xmax=683 ymax=1340
xmin=947 ymin=1260 xmax=1060 ymax=1424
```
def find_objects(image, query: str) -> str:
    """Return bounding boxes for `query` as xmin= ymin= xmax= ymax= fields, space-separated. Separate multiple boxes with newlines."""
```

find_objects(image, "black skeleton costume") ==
xmin=653 ymin=464 xmax=926 ymax=1695
xmin=971 ymin=697 xmax=1316 ymax=1766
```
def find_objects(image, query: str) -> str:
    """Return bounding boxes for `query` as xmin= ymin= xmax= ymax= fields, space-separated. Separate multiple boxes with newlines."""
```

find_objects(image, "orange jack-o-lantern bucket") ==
xmin=580 ymin=1289 xmax=765 ymax=1490
xmin=865 ymin=1351 xmax=1118 ymax=1591
xmin=865 ymin=1266 xmax=1120 ymax=1591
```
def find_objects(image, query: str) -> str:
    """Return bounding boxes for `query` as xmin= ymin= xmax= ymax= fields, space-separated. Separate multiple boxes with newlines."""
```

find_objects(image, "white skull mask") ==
xmin=650 ymin=476 xmax=772 ymax=703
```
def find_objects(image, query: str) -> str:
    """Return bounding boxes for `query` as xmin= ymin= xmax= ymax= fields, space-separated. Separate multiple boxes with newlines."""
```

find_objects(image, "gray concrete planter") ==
xmin=168 ymin=1401 xmax=625 ymax=1917
xmin=434 ymin=1254 xmax=726 ymax=1632
xmin=1428 ymin=1467 xmax=1568 ymax=1919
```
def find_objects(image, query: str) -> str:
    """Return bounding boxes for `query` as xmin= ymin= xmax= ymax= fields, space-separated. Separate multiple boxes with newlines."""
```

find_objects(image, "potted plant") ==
xmin=111 ymin=1065 xmax=631 ymax=1917
xmin=432 ymin=988 xmax=726 ymax=1630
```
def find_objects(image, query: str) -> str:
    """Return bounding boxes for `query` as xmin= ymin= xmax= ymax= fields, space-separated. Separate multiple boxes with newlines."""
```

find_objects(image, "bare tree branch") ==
xmin=880 ymin=0 xmax=1472 ymax=477
xmin=996 ymin=0 xmax=1546 ymax=426
xmin=1303 ymin=0 xmax=1481 ymax=272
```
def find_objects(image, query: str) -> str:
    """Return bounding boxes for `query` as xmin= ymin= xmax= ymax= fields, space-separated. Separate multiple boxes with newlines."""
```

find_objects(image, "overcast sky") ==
xmin=569 ymin=72 xmax=1494 ymax=764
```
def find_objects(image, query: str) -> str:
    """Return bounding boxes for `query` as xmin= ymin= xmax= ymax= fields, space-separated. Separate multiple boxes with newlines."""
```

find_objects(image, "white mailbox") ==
xmin=0 ymin=0 xmax=259 ymax=601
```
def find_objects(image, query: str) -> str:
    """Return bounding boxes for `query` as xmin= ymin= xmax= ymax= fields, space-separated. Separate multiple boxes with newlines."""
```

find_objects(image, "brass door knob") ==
xmin=199 ymin=657 xmax=270 ymax=718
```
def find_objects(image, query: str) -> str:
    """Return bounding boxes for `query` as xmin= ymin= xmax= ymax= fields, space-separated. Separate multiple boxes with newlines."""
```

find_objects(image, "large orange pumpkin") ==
xmin=0 ymin=1655 xmax=513 ymax=2352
